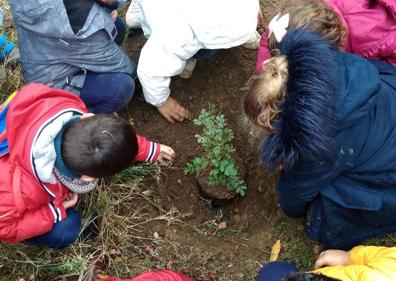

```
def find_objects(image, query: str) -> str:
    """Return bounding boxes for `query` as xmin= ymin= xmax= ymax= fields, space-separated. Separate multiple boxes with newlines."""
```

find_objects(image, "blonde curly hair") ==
xmin=244 ymin=55 xmax=288 ymax=131
xmin=268 ymin=0 xmax=346 ymax=52
xmin=245 ymin=0 xmax=345 ymax=130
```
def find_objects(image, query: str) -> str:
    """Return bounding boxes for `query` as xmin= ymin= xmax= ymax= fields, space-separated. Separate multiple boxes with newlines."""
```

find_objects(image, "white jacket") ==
xmin=136 ymin=0 xmax=260 ymax=106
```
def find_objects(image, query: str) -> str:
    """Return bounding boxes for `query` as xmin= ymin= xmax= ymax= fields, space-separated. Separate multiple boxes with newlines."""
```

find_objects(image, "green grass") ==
xmin=363 ymin=233 xmax=396 ymax=247
xmin=0 ymin=0 xmax=23 ymax=99
xmin=113 ymin=163 xmax=161 ymax=182
xmin=272 ymin=220 xmax=396 ymax=272
xmin=273 ymin=220 xmax=317 ymax=271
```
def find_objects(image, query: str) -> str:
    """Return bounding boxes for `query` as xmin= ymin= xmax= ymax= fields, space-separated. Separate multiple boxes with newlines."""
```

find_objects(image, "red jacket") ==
xmin=99 ymin=270 xmax=192 ymax=281
xmin=0 ymin=84 xmax=87 ymax=243
xmin=0 ymin=84 xmax=160 ymax=243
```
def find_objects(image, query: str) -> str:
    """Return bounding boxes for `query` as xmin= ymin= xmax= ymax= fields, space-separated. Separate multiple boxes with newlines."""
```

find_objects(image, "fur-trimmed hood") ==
xmin=260 ymin=29 xmax=381 ymax=172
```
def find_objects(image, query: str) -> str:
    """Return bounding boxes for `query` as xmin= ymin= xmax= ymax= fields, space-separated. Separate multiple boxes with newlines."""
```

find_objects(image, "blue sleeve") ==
xmin=277 ymin=160 xmax=340 ymax=218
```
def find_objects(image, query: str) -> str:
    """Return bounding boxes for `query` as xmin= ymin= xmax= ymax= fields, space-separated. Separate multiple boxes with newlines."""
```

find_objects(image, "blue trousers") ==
xmin=78 ymin=16 xmax=135 ymax=114
xmin=80 ymin=70 xmax=135 ymax=114
xmin=193 ymin=49 xmax=217 ymax=60
xmin=114 ymin=16 xmax=126 ymax=46
xmin=27 ymin=210 xmax=81 ymax=249
xmin=257 ymin=261 xmax=299 ymax=281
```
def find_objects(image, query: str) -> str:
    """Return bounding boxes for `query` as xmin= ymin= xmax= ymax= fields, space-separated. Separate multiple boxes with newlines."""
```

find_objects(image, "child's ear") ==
xmin=81 ymin=175 xmax=96 ymax=182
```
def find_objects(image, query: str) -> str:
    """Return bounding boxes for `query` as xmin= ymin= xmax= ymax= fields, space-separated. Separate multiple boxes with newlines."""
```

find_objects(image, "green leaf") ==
xmin=184 ymin=105 xmax=247 ymax=195
xmin=224 ymin=164 xmax=238 ymax=176
xmin=211 ymin=168 xmax=219 ymax=176
xmin=219 ymin=159 xmax=228 ymax=172
xmin=184 ymin=162 xmax=196 ymax=174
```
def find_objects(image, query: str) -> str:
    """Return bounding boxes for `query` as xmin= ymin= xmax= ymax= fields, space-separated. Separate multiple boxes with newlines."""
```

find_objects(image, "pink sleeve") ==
xmin=255 ymin=28 xmax=271 ymax=74
xmin=378 ymin=0 xmax=396 ymax=68
xmin=378 ymin=0 xmax=396 ymax=14
xmin=99 ymin=270 xmax=192 ymax=281
xmin=135 ymin=135 xmax=161 ymax=162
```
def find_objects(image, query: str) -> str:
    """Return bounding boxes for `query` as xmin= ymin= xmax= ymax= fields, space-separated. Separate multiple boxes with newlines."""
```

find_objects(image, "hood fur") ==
xmin=260 ymin=29 xmax=337 ymax=172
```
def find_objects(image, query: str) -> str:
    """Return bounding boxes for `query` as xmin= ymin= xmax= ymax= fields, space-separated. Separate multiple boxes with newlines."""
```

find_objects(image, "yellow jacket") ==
xmin=314 ymin=246 xmax=396 ymax=281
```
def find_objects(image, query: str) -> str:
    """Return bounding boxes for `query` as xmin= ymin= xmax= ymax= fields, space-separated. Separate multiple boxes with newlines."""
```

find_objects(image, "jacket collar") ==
xmin=260 ymin=29 xmax=337 ymax=172
xmin=54 ymin=116 xmax=81 ymax=179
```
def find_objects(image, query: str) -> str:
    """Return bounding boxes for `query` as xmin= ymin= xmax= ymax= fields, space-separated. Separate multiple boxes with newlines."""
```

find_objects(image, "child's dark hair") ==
xmin=62 ymin=114 xmax=138 ymax=178
xmin=286 ymin=272 xmax=342 ymax=281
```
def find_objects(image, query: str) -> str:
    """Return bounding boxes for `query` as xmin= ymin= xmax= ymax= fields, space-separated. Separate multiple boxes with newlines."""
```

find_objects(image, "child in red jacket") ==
xmin=0 ymin=83 xmax=174 ymax=249
xmin=256 ymin=0 xmax=396 ymax=74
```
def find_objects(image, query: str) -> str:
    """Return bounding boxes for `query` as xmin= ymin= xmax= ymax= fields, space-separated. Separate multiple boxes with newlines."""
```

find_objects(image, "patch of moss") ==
xmin=274 ymin=220 xmax=317 ymax=271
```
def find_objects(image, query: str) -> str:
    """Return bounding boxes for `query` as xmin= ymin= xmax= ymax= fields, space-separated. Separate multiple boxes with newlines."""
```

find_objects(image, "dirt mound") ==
xmin=120 ymin=3 xmax=290 ymax=277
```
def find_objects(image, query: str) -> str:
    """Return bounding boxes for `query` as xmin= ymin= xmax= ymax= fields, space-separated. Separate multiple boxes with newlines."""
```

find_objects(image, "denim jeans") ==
xmin=27 ymin=210 xmax=81 ymax=249
xmin=114 ymin=16 xmax=126 ymax=46
xmin=78 ymin=16 xmax=135 ymax=114
xmin=80 ymin=70 xmax=135 ymax=113
xmin=193 ymin=49 xmax=218 ymax=60
xmin=257 ymin=261 xmax=299 ymax=281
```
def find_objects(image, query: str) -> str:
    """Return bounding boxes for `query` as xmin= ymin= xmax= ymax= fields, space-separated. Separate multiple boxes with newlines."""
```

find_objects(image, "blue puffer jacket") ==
xmin=260 ymin=30 xmax=396 ymax=249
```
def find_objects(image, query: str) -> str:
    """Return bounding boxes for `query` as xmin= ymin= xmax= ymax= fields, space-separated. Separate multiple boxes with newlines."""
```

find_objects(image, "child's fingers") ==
xmin=161 ymin=145 xmax=175 ymax=155
xmin=314 ymin=251 xmax=330 ymax=269
xmin=314 ymin=250 xmax=349 ymax=269
xmin=172 ymin=113 xmax=183 ymax=122
xmin=160 ymin=110 xmax=175 ymax=123
xmin=161 ymin=153 xmax=174 ymax=161
xmin=167 ymin=115 xmax=176 ymax=123
xmin=314 ymin=257 xmax=326 ymax=269
xmin=70 ymin=193 xmax=79 ymax=207
xmin=160 ymin=145 xmax=176 ymax=160
xmin=111 ymin=10 xmax=118 ymax=22
xmin=63 ymin=193 xmax=79 ymax=209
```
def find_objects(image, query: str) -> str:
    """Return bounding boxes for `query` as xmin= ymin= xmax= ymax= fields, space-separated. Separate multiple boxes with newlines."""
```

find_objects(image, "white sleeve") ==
xmin=137 ymin=31 xmax=201 ymax=107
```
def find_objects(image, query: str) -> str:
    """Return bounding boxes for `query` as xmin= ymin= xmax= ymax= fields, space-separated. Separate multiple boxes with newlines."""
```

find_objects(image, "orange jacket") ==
xmin=314 ymin=246 xmax=396 ymax=281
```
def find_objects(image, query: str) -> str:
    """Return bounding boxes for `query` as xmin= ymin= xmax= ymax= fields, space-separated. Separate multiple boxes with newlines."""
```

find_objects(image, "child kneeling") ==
xmin=0 ymin=83 xmax=174 ymax=249
xmin=257 ymin=245 xmax=396 ymax=281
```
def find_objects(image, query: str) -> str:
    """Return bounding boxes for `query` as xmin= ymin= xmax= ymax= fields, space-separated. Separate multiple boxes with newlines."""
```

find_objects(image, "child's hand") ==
xmin=157 ymin=97 xmax=189 ymax=123
xmin=111 ymin=10 xmax=118 ymax=22
xmin=62 ymin=192 xmax=79 ymax=210
xmin=158 ymin=144 xmax=176 ymax=161
xmin=314 ymin=250 xmax=350 ymax=269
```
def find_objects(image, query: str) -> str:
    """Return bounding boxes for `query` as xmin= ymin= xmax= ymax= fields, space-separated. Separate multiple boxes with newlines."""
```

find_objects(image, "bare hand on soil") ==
xmin=157 ymin=97 xmax=189 ymax=123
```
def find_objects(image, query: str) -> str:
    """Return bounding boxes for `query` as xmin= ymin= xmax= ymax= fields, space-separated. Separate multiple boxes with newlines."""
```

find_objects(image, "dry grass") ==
xmin=0 ymin=2 xmax=197 ymax=280
xmin=0 ymin=0 xmax=23 ymax=100
xmin=0 ymin=163 xmax=191 ymax=280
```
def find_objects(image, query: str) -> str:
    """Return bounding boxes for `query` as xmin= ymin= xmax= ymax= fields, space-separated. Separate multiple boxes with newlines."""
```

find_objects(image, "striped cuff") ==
xmin=48 ymin=202 xmax=66 ymax=223
xmin=146 ymin=141 xmax=160 ymax=161
xmin=136 ymin=135 xmax=161 ymax=162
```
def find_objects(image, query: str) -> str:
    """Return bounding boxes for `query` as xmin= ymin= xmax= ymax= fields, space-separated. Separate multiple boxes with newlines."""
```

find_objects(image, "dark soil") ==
xmin=196 ymin=155 xmax=247 ymax=207
xmin=120 ymin=23 xmax=287 ymax=280
xmin=197 ymin=169 xmax=237 ymax=207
